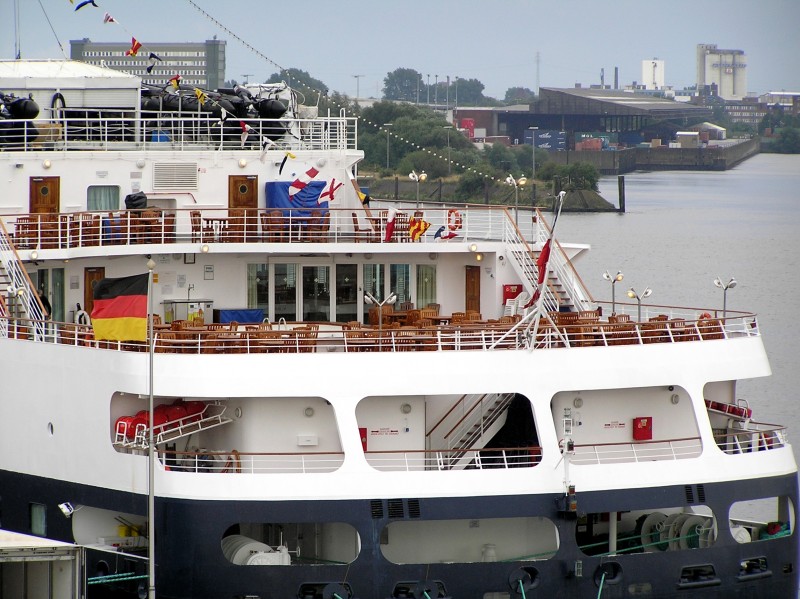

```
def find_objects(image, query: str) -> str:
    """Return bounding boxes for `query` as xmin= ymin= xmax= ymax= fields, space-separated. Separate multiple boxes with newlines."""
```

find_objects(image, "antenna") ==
xmin=14 ymin=0 xmax=21 ymax=59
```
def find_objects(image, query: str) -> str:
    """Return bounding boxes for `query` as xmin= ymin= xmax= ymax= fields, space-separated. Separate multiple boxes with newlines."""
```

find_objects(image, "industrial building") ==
xmin=70 ymin=38 xmax=226 ymax=90
xmin=454 ymin=87 xmax=712 ymax=149
xmin=696 ymin=43 xmax=747 ymax=101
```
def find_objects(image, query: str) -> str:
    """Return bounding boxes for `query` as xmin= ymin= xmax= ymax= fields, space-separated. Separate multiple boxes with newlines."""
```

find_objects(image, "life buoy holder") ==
xmin=75 ymin=310 xmax=91 ymax=326
xmin=447 ymin=209 xmax=462 ymax=231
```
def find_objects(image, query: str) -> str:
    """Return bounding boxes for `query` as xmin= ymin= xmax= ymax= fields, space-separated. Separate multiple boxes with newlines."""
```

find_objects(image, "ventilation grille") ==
xmin=684 ymin=485 xmax=695 ymax=504
xmin=407 ymin=499 xmax=421 ymax=518
xmin=370 ymin=500 xmax=384 ymax=519
xmin=152 ymin=162 xmax=198 ymax=190
xmin=387 ymin=499 xmax=405 ymax=519
xmin=696 ymin=485 xmax=706 ymax=503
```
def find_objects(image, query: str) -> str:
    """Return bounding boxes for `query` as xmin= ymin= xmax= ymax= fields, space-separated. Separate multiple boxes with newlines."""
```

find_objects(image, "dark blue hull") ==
xmin=2 ymin=469 xmax=797 ymax=598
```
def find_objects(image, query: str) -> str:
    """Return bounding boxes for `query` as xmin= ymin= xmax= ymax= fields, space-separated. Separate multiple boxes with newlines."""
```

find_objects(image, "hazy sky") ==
xmin=4 ymin=0 xmax=799 ymax=99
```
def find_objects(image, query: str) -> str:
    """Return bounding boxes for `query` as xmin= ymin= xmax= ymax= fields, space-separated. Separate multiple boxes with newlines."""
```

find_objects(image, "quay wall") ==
xmin=545 ymin=138 xmax=760 ymax=174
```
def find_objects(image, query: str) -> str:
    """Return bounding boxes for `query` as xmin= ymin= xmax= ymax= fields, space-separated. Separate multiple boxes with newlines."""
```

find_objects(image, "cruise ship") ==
xmin=0 ymin=59 xmax=797 ymax=599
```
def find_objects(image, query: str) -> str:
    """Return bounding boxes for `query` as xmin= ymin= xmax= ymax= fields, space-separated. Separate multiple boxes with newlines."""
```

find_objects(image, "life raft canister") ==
xmin=447 ymin=209 xmax=462 ymax=231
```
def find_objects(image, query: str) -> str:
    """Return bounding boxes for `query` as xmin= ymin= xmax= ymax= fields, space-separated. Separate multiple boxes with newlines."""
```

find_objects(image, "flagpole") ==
xmin=146 ymin=259 xmax=156 ymax=599
xmin=530 ymin=192 xmax=565 ymax=343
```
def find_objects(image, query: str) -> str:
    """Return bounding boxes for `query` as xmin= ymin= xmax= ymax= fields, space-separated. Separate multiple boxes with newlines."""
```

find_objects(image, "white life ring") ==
xmin=75 ymin=310 xmax=91 ymax=326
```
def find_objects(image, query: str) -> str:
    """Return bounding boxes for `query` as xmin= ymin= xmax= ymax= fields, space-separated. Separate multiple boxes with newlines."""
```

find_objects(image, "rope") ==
xmin=182 ymin=0 xmax=507 ymax=185
xmin=517 ymin=578 xmax=527 ymax=599
xmin=87 ymin=573 xmax=148 ymax=585
xmin=596 ymin=571 xmax=606 ymax=598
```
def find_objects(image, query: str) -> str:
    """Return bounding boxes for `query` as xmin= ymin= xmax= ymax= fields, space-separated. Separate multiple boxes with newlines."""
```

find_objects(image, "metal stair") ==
xmin=437 ymin=392 xmax=516 ymax=470
xmin=501 ymin=210 xmax=593 ymax=313
xmin=0 ymin=221 xmax=46 ymax=339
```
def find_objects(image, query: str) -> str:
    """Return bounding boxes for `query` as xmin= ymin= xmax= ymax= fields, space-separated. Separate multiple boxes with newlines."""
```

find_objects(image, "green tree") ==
xmin=772 ymin=127 xmax=800 ymax=153
xmin=383 ymin=68 xmax=423 ymax=102
xmin=504 ymin=87 xmax=536 ymax=105
xmin=265 ymin=68 xmax=328 ymax=99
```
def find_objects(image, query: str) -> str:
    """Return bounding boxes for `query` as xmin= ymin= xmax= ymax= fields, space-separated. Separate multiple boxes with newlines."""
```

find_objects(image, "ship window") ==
xmin=87 ymin=185 xmax=121 ymax=211
xmin=577 ymin=506 xmax=716 ymax=556
xmin=30 ymin=503 xmax=46 ymax=536
xmin=390 ymin=264 xmax=410 ymax=306
xmin=246 ymin=264 xmax=269 ymax=313
xmin=729 ymin=496 xmax=794 ymax=543
xmin=382 ymin=517 xmax=558 ymax=564
xmin=416 ymin=264 xmax=437 ymax=309
xmin=222 ymin=523 xmax=359 ymax=566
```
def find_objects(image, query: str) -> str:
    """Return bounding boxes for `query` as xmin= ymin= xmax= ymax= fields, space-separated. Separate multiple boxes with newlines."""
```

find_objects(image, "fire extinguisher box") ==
xmin=633 ymin=416 xmax=653 ymax=441
xmin=502 ymin=284 xmax=523 ymax=304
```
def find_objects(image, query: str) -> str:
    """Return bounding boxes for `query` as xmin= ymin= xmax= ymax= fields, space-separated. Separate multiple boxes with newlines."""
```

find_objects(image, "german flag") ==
xmin=91 ymin=274 xmax=149 ymax=341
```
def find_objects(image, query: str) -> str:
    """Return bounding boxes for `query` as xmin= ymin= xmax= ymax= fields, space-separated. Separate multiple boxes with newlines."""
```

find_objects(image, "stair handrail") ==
xmin=0 ymin=221 xmax=47 ymax=339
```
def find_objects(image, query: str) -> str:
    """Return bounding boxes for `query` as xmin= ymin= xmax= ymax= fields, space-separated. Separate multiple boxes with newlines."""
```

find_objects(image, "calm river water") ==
xmin=556 ymin=153 xmax=800 ymax=464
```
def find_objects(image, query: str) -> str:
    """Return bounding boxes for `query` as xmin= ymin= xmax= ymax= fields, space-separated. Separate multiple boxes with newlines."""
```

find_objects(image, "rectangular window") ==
xmin=335 ymin=264 xmax=358 ymax=323
xmin=30 ymin=503 xmax=46 ymax=536
xmin=416 ymin=264 xmax=437 ymax=308
xmin=390 ymin=264 xmax=411 ymax=305
xmin=274 ymin=263 xmax=297 ymax=322
xmin=246 ymin=264 xmax=269 ymax=313
xmin=87 ymin=185 xmax=120 ymax=211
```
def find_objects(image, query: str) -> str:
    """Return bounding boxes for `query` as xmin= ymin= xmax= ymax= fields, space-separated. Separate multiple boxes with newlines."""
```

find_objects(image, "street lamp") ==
xmin=409 ymin=170 xmax=428 ymax=210
xmin=528 ymin=126 xmax=538 ymax=201
xmin=602 ymin=270 xmax=624 ymax=314
xmin=426 ymin=74 xmax=430 ymax=104
xmin=626 ymin=287 xmax=652 ymax=323
xmin=383 ymin=123 xmax=393 ymax=169
xmin=364 ymin=291 xmax=397 ymax=350
xmin=443 ymin=126 xmax=453 ymax=174
xmin=505 ymin=174 xmax=527 ymax=226
xmin=353 ymin=74 xmax=364 ymax=101
xmin=713 ymin=277 xmax=737 ymax=319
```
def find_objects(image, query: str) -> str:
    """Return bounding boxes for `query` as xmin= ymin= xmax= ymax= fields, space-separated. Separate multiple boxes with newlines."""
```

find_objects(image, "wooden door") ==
xmin=228 ymin=175 xmax=258 ymax=240
xmin=29 ymin=177 xmax=60 ymax=213
xmin=83 ymin=267 xmax=105 ymax=316
xmin=465 ymin=265 xmax=481 ymax=314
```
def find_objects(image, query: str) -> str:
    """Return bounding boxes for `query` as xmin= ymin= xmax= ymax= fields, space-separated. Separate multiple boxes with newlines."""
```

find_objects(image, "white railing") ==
xmin=365 ymin=447 xmax=542 ymax=472
xmin=0 ymin=113 xmax=358 ymax=153
xmin=570 ymin=437 xmax=703 ymax=465
xmin=162 ymin=450 xmax=345 ymax=474
xmin=0 ymin=206 xmax=508 ymax=252
xmin=713 ymin=423 xmax=787 ymax=454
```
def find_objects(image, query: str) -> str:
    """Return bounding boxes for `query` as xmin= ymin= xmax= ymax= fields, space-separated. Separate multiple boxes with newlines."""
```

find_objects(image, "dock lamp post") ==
xmin=505 ymin=174 xmax=527 ymax=226
xmin=364 ymin=291 xmax=397 ymax=350
xmin=443 ymin=126 xmax=453 ymax=174
xmin=713 ymin=277 xmax=737 ymax=319
xmin=602 ymin=270 xmax=624 ymax=314
xmin=409 ymin=170 xmax=428 ymax=210
xmin=383 ymin=123 xmax=393 ymax=169
xmin=627 ymin=287 xmax=652 ymax=323
xmin=529 ymin=126 xmax=538 ymax=201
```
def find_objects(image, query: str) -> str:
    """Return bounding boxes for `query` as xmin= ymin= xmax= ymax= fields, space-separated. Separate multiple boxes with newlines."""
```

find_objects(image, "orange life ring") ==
xmin=699 ymin=312 xmax=712 ymax=320
xmin=447 ymin=209 xmax=462 ymax=231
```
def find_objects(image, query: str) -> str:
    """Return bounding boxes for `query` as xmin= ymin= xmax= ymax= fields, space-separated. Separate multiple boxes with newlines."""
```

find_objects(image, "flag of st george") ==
xmin=91 ymin=273 xmax=149 ymax=341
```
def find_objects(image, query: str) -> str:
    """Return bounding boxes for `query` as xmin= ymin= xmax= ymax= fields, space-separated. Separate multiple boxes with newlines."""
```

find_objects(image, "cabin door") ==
xmin=465 ymin=265 xmax=481 ymax=314
xmin=29 ymin=176 xmax=60 ymax=213
xmin=83 ymin=267 xmax=105 ymax=317
xmin=228 ymin=175 xmax=258 ymax=241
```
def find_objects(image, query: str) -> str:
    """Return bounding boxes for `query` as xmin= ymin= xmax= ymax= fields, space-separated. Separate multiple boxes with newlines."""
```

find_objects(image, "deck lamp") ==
xmin=626 ymin=287 xmax=652 ymax=323
xmin=409 ymin=170 xmax=428 ymax=210
xmin=505 ymin=174 xmax=527 ymax=226
xmin=364 ymin=292 xmax=396 ymax=347
xmin=713 ymin=277 xmax=737 ymax=319
xmin=602 ymin=270 xmax=624 ymax=314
